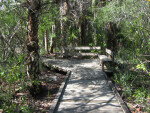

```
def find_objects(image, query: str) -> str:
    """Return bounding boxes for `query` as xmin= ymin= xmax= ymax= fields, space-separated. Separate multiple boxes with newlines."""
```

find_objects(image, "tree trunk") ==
xmin=93 ymin=10 xmax=97 ymax=45
xmin=81 ymin=18 xmax=86 ymax=45
xmin=44 ymin=30 xmax=48 ymax=54
xmin=26 ymin=0 xmax=40 ymax=81
xmin=106 ymin=22 xmax=117 ymax=51
xmin=50 ymin=25 xmax=55 ymax=53
xmin=49 ymin=34 xmax=53 ymax=53
xmin=78 ymin=1 xmax=83 ymax=45
xmin=79 ymin=18 xmax=82 ymax=45
xmin=60 ymin=0 xmax=68 ymax=55
xmin=60 ymin=0 xmax=64 ymax=54
xmin=92 ymin=0 xmax=97 ymax=45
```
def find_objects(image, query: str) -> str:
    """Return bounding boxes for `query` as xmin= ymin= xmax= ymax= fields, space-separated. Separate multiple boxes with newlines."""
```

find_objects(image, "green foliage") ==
xmin=97 ymin=0 xmax=150 ymax=53
xmin=68 ymin=32 xmax=77 ymax=41
xmin=136 ymin=64 xmax=146 ymax=71
xmin=2 ymin=102 xmax=32 ymax=113
xmin=113 ymin=73 xmax=120 ymax=84
xmin=123 ymin=86 xmax=132 ymax=99
xmin=0 ymin=53 xmax=26 ymax=112
xmin=133 ymin=87 xmax=147 ymax=104
xmin=0 ymin=55 xmax=25 ymax=83
xmin=50 ymin=33 xmax=56 ymax=38
xmin=98 ymin=1 xmax=150 ymax=109
xmin=38 ymin=4 xmax=59 ymax=39
xmin=8 ymin=65 xmax=24 ymax=83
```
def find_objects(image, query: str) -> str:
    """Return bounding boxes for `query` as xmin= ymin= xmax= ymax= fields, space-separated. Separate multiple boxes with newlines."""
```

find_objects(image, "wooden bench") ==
xmin=98 ymin=48 xmax=114 ymax=71
xmin=55 ymin=46 xmax=101 ymax=57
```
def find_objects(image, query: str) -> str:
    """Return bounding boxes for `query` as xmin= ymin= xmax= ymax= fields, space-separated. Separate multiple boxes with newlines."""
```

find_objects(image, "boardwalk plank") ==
xmin=43 ymin=59 xmax=123 ymax=113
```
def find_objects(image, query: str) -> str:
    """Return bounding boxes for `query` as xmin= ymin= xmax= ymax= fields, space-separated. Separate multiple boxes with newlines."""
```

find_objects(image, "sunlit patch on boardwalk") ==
xmin=43 ymin=58 xmax=123 ymax=113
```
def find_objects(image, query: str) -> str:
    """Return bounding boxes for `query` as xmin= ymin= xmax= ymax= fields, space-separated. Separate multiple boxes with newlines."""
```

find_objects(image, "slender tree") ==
xmin=50 ymin=25 xmax=55 ymax=53
xmin=44 ymin=30 xmax=48 ymax=54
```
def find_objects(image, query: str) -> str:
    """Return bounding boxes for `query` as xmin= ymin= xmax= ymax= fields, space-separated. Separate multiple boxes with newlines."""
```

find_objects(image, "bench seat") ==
xmin=98 ymin=49 xmax=114 ymax=71
xmin=98 ymin=55 xmax=112 ymax=62
xmin=55 ymin=46 xmax=101 ymax=57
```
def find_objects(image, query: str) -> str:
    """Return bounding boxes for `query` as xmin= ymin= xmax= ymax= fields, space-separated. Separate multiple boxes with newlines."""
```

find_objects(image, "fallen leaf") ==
xmin=136 ymin=108 xmax=140 ymax=111
xmin=0 ymin=109 xmax=3 ymax=113
xmin=16 ymin=93 xmax=28 ymax=96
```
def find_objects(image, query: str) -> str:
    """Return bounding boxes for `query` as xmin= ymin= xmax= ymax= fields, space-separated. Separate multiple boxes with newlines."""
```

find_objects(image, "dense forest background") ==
xmin=0 ymin=0 xmax=150 ymax=112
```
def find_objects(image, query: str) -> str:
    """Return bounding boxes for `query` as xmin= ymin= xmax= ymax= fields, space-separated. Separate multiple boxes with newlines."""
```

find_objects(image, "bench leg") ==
xmin=102 ymin=62 xmax=104 ymax=71
xmin=99 ymin=59 xmax=101 ymax=66
xmin=99 ymin=59 xmax=102 ymax=66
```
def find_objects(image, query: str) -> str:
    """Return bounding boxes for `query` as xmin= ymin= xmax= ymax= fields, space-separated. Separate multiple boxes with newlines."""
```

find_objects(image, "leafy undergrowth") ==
xmin=109 ymin=62 xmax=150 ymax=113
xmin=0 ymin=66 xmax=67 ymax=113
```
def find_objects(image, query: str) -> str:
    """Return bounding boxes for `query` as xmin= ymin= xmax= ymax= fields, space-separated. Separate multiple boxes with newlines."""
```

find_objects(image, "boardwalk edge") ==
xmin=48 ymin=70 xmax=71 ymax=113
xmin=103 ymin=72 xmax=131 ymax=113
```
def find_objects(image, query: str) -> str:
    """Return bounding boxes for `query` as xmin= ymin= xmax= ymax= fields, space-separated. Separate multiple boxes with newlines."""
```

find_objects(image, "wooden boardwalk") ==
xmin=43 ymin=58 xmax=123 ymax=113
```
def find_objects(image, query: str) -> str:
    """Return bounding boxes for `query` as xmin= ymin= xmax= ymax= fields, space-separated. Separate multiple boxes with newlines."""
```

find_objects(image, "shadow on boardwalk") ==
xmin=43 ymin=58 xmax=123 ymax=113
